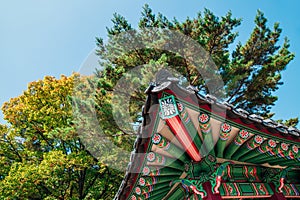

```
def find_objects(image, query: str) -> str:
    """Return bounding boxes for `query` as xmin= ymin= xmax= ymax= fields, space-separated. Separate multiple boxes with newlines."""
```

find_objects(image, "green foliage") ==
xmin=226 ymin=11 xmax=295 ymax=116
xmin=96 ymin=4 xmax=296 ymax=124
xmin=0 ymin=74 xmax=123 ymax=199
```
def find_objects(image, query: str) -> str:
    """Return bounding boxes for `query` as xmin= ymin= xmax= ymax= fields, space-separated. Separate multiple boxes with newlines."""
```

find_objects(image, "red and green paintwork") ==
xmin=115 ymin=81 xmax=300 ymax=200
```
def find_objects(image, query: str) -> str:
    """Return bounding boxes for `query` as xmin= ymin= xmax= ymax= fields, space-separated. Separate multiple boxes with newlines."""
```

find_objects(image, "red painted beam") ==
xmin=166 ymin=116 xmax=202 ymax=162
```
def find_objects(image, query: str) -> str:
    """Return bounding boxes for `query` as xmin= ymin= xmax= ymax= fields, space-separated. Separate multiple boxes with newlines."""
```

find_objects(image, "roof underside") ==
xmin=115 ymin=81 xmax=300 ymax=200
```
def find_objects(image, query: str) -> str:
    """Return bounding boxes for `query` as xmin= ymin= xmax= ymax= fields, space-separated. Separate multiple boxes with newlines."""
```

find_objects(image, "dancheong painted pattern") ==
xmin=114 ymin=79 xmax=300 ymax=200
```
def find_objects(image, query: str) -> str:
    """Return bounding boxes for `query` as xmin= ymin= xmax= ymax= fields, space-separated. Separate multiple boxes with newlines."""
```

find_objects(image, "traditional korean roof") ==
xmin=114 ymin=79 xmax=300 ymax=200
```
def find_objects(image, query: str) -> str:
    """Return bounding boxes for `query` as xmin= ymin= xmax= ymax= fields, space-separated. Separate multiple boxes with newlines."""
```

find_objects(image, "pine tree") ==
xmin=95 ymin=4 xmax=296 ymax=128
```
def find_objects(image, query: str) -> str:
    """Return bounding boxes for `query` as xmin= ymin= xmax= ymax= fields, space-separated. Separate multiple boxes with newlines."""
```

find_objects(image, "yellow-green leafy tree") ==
xmin=0 ymin=74 xmax=123 ymax=199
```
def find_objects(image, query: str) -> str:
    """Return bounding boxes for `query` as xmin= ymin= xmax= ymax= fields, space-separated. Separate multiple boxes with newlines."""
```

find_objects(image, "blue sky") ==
xmin=0 ymin=0 xmax=299 ymax=126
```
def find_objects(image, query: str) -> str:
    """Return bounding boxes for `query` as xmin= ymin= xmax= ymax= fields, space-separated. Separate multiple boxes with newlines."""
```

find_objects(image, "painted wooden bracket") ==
xmin=210 ymin=161 xmax=232 ymax=194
